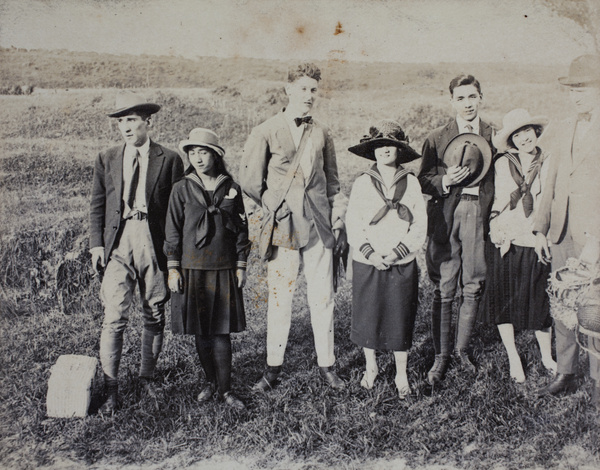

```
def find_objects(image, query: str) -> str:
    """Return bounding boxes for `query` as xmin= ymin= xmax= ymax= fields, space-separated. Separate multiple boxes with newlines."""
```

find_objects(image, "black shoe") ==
xmin=319 ymin=367 xmax=345 ymax=389
xmin=427 ymin=355 xmax=449 ymax=385
xmin=252 ymin=366 xmax=281 ymax=392
xmin=197 ymin=383 xmax=216 ymax=402
xmin=222 ymin=391 xmax=246 ymax=411
xmin=537 ymin=373 xmax=577 ymax=397
xmin=454 ymin=350 xmax=476 ymax=373
xmin=99 ymin=375 xmax=118 ymax=415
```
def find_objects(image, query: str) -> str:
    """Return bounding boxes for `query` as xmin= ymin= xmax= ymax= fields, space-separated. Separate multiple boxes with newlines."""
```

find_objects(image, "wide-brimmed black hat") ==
xmin=348 ymin=119 xmax=421 ymax=163
xmin=443 ymin=133 xmax=492 ymax=188
xmin=107 ymin=91 xmax=161 ymax=118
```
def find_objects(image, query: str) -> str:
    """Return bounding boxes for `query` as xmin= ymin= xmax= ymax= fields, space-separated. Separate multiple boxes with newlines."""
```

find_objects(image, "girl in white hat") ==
xmin=483 ymin=109 xmax=556 ymax=382
xmin=164 ymin=128 xmax=251 ymax=410
xmin=346 ymin=120 xmax=426 ymax=398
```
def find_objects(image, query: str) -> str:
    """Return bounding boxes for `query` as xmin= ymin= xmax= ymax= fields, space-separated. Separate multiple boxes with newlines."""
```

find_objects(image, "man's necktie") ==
xmin=578 ymin=112 xmax=591 ymax=122
xmin=465 ymin=124 xmax=473 ymax=133
xmin=294 ymin=116 xmax=312 ymax=127
xmin=127 ymin=150 xmax=140 ymax=209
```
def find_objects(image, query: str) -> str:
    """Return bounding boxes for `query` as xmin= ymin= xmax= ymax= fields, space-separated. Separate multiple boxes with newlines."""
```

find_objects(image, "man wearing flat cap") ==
xmin=534 ymin=55 xmax=600 ymax=409
xmin=418 ymin=74 xmax=494 ymax=385
xmin=90 ymin=91 xmax=183 ymax=413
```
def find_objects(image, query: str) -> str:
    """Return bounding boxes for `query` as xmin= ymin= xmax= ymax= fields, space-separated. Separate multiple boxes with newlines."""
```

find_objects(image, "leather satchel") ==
xmin=258 ymin=126 xmax=313 ymax=260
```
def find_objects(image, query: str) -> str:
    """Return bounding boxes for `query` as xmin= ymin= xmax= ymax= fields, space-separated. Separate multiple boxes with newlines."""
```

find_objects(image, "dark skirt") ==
xmin=351 ymin=259 xmax=418 ymax=351
xmin=482 ymin=243 xmax=552 ymax=331
xmin=171 ymin=268 xmax=246 ymax=335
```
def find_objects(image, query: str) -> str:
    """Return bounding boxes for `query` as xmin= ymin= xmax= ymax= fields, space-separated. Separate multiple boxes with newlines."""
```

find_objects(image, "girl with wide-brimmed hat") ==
xmin=346 ymin=119 xmax=426 ymax=398
xmin=164 ymin=128 xmax=251 ymax=410
xmin=482 ymin=108 xmax=556 ymax=383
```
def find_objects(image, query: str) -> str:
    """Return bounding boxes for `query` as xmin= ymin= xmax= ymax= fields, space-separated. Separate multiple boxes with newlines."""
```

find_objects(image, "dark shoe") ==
xmin=99 ymin=375 xmax=118 ymax=415
xmin=252 ymin=366 xmax=281 ymax=392
xmin=537 ymin=373 xmax=577 ymax=397
xmin=427 ymin=355 xmax=449 ymax=385
xmin=222 ymin=391 xmax=246 ymax=411
xmin=454 ymin=349 xmax=476 ymax=373
xmin=319 ymin=367 xmax=345 ymax=389
xmin=197 ymin=383 xmax=216 ymax=402
xmin=139 ymin=376 xmax=159 ymax=399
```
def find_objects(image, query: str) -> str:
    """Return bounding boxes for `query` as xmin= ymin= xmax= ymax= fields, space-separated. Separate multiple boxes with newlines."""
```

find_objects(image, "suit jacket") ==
xmin=90 ymin=140 xmax=184 ymax=270
xmin=418 ymin=118 xmax=495 ymax=244
xmin=240 ymin=112 xmax=347 ymax=250
xmin=532 ymin=116 xmax=600 ymax=247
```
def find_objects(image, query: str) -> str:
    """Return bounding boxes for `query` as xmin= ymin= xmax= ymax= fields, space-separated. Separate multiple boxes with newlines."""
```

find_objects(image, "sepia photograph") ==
xmin=0 ymin=0 xmax=599 ymax=468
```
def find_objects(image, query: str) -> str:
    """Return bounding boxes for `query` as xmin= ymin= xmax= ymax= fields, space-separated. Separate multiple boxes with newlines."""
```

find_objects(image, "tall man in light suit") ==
xmin=240 ymin=63 xmax=348 ymax=390
xmin=90 ymin=91 xmax=184 ymax=413
xmin=418 ymin=75 xmax=495 ymax=385
xmin=534 ymin=55 xmax=600 ymax=409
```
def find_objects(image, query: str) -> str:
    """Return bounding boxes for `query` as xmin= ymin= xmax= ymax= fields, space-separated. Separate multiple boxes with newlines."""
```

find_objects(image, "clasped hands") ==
xmin=168 ymin=268 xmax=247 ymax=293
xmin=369 ymin=251 xmax=401 ymax=271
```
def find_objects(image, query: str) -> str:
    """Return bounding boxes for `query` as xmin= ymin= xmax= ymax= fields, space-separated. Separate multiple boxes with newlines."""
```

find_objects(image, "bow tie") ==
xmin=578 ymin=112 xmax=591 ymax=122
xmin=294 ymin=116 xmax=312 ymax=127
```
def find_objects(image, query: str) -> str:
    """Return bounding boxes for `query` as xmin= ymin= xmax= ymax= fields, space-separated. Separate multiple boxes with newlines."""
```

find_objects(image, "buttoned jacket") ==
xmin=418 ymin=118 xmax=495 ymax=244
xmin=240 ymin=112 xmax=347 ymax=250
xmin=90 ymin=140 xmax=184 ymax=270
xmin=533 ymin=116 xmax=600 ymax=247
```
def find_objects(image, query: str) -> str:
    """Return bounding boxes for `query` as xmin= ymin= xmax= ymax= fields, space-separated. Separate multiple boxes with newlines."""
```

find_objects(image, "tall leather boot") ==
xmin=139 ymin=327 xmax=164 ymax=379
xmin=428 ymin=301 xmax=452 ymax=385
xmin=454 ymin=299 xmax=478 ymax=373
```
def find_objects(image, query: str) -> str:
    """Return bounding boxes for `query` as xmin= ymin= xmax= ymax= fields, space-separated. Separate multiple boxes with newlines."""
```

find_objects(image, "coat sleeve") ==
xmin=345 ymin=175 xmax=373 ymax=257
xmin=163 ymin=184 xmax=185 ymax=269
xmin=233 ymin=183 xmax=252 ymax=269
xmin=418 ymin=133 xmax=446 ymax=198
xmin=322 ymin=127 xmax=347 ymax=228
xmin=89 ymin=152 xmax=107 ymax=250
xmin=240 ymin=127 xmax=269 ymax=206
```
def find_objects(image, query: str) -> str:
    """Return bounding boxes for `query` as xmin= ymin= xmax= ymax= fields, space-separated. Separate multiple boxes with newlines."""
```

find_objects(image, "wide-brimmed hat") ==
xmin=558 ymin=54 xmax=600 ymax=87
xmin=179 ymin=128 xmax=225 ymax=157
xmin=443 ymin=133 xmax=492 ymax=188
xmin=492 ymin=108 xmax=548 ymax=152
xmin=107 ymin=91 xmax=161 ymax=118
xmin=348 ymin=119 xmax=421 ymax=163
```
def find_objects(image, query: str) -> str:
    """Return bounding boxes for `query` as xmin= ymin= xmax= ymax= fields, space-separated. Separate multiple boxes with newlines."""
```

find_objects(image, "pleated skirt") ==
xmin=171 ymin=268 xmax=246 ymax=335
xmin=482 ymin=243 xmax=552 ymax=330
xmin=351 ymin=259 xmax=418 ymax=351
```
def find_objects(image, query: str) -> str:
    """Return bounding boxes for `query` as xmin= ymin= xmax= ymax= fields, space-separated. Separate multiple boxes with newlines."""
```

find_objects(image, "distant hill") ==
xmin=0 ymin=47 xmax=563 ymax=92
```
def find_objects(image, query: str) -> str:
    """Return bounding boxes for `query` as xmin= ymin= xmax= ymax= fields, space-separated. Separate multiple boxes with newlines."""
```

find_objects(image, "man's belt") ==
xmin=459 ymin=193 xmax=479 ymax=201
xmin=124 ymin=212 xmax=148 ymax=220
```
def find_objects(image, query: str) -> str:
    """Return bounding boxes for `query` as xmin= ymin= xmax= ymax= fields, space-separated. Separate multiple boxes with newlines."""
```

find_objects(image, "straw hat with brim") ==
xmin=179 ymin=128 xmax=225 ymax=157
xmin=443 ymin=133 xmax=492 ymax=188
xmin=492 ymin=108 xmax=548 ymax=153
xmin=348 ymin=119 xmax=421 ymax=163
xmin=107 ymin=91 xmax=161 ymax=118
xmin=558 ymin=54 xmax=600 ymax=87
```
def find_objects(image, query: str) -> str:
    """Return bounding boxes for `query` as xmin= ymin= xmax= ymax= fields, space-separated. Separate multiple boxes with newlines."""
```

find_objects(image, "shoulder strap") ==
xmin=271 ymin=125 xmax=313 ymax=212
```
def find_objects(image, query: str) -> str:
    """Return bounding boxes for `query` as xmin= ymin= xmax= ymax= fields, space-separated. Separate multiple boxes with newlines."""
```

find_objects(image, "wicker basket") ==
xmin=47 ymin=355 xmax=98 ymax=418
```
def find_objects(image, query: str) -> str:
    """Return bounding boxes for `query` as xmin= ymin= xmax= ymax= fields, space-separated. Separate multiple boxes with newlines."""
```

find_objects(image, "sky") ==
xmin=0 ymin=0 xmax=596 ymax=64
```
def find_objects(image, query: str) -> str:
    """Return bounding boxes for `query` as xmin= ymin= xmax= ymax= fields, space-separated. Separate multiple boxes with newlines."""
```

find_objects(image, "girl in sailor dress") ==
xmin=346 ymin=120 xmax=427 ymax=398
xmin=164 ymin=128 xmax=250 ymax=410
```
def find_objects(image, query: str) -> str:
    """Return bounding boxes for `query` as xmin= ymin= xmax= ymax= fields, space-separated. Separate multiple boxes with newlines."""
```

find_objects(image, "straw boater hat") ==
xmin=442 ymin=133 xmax=492 ymax=188
xmin=348 ymin=119 xmax=421 ymax=163
xmin=107 ymin=90 xmax=161 ymax=118
xmin=179 ymin=128 xmax=225 ymax=157
xmin=492 ymin=108 xmax=548 ymax=153
xmin=558 ymin=54 xmax=600 ymax=87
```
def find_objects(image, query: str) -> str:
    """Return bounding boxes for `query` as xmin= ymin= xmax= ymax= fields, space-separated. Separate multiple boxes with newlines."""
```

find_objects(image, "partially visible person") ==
xmin=482 ymin=108 xmax=556 ymax=383
xmin=164 ymin=128 xmax=250 ymax=411
xmin=240 ymin=63 xmax=348 ymax=391
xmin=534 ymin=55 xmax=600 ymax=409
xmin=418 ymin=74 xmax=495 ymax=385
xmin=90 ymin=91 xmax=184 ymax=413
xmin=346 ymin=120 xmax=426 ymax=398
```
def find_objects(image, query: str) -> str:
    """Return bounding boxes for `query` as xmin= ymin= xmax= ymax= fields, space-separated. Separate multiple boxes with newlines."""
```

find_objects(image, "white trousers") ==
xmin=266 ymin=238 xmax=336 ymax=368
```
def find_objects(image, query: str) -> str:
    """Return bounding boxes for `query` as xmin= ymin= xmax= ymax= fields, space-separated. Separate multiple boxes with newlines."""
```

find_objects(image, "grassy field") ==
xmin=0 ymin=49 xmax=599 ymax=469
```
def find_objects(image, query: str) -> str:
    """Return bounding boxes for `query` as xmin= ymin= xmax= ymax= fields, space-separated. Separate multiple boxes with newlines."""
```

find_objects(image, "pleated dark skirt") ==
xmin=351 ymin=259 xmax=418 ymax=351
xmin=171 ymin=268 xmax=246 ymax=335
xmin=482 ymin=243 xmax=552 ymax=330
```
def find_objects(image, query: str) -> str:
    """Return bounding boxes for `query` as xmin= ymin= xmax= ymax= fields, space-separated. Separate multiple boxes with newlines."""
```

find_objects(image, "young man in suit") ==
xmin=240 ymin=63 xmax=348 ymax=391
xmin=90 ymin=91 xmax=184 ymax=413
xmin=418 ymin=75 xmax=495 ymax=385
xmin=534 ymin=55 xmax=600 ymax=409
